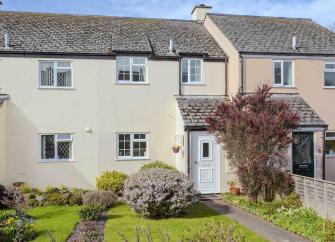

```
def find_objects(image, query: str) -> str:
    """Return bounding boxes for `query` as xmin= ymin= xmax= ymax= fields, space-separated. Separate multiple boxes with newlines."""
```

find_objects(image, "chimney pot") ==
xmin=191 ymin=4 xmax=212 ymax=21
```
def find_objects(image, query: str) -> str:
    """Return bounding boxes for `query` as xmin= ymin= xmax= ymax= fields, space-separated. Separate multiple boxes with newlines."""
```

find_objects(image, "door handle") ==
xmin=194 ymin=161 xmax=197 ymax=164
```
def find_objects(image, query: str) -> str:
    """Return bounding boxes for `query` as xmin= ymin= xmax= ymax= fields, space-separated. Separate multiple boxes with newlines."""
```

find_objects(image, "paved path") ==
xmin=201 ymin=195 xmax=310 ymax=242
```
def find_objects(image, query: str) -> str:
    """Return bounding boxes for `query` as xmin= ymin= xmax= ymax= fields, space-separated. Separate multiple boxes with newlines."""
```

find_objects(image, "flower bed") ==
xmin=223 ymin=193 xmax=335 ymax=242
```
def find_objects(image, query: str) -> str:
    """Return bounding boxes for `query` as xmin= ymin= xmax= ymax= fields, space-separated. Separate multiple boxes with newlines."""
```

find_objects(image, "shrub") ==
xmin=183 ymin=220 xmax=245 ymax=242
xmin=0 ymin=184 xmax=8 ymax=209
xmin=2 ymin=215 xmax=35 ymax=241
xmin=140 ymin=161 xmax=176 ymax=171
xmin=79 ymin=205 xmax=104 ymax=221
xmin=96 ymin=171 xmax=128 ymax=195
xmin=79 ymin=221 xmax=103 ymax=241
xmin=124 ymin=168 xmax=198 ymax=218
xmin=45 ymin=186 xmax=60 ymax=195
xmin=19 ymin=183 xmax=33 ymax=194
xmin=83 ymin=191 xmax=117 ymax=209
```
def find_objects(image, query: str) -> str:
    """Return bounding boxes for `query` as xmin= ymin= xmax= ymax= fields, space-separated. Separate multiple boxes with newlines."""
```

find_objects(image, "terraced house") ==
xmin=0 ymin=5 xmax=334 ymax=193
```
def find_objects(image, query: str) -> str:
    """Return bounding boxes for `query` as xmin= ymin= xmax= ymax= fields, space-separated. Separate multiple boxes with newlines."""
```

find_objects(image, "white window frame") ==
xmin=272 ymin=60 xmax=294 ymax=87
xmin=39 ymin=133 xmax=74 ymax=162
xmin=39 ymin=61 xmax=73 ymax=89
xmin=116 ymin=132 xmax=149 ymax=160
xmin=326 ymin=131 xmax=335 ymax=158
xmin=116 ymin=57 xmax=148 ymax=84
xmin=181 ymin=58 xmax=203 ymax=84
xmin=324 ymin=62 xmax=335 ymax=88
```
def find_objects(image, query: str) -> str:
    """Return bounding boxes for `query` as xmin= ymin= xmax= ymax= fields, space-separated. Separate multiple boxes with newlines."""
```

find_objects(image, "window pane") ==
xmin=326 ymin=140 xmax=335 ymax=155
xmin=133 ymin=58 xmax=145 ymax=65
xmin=57 ymin=62 xmax=71 ymax=68
xmin=56 ymin=133 xmax=72 ymax=140
xmin=325 ymin=63 xmax=335 ymax=69
xmin=325 ymin=72 xmax=335 ymax=87
xmin=326 ymin=132 xmax=335 ymax=138
xmin=202 ymin=142 xmax=209 ymax=158
xmin=117 ymin=58 xmax=130 ymax=81
xmin=132 ymin=65 xmax=146 ymax=82
xmin=40 ymin=62 xmax=54 ymax=86
xmin=41 ymin=135 xmax=55 ymax=159
xmin=181 ymin=59 xmax=188 ymax=83
xmin=57 ymin=141 xmax=72 ymax=159
xmin=57 ymin=69 xmax=72 ymax=87
xmin=274 ymin=62 xmax=282 ymax=84
xmin=190 ymin=59 xmax=201 ymax=83
xmin=283 ymin=62 xmax=292 ymax=86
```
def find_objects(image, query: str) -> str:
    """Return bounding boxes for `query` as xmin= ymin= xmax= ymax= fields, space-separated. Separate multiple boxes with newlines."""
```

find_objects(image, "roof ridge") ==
xmin=0 ymin=10 xmax=198 ymax=23
xmin=208 ymin=13 xmax=312 ymax=21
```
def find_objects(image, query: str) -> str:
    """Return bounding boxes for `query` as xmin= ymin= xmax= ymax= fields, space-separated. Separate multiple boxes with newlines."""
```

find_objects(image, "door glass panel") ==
xmin=292 ymin=132 xmax=314 ymax=178
xmin=201 ymin=141 xmax=211 ymax=160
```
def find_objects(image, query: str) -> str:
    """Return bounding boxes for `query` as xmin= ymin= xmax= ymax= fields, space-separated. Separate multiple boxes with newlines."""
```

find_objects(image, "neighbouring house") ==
xmin=0 ymin=5 xmax=334 ymax=193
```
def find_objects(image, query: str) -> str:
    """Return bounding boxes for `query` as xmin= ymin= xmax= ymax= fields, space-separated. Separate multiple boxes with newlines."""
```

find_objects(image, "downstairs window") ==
xmin=117 ymin=133 xmax=148 ymax=159
xmin=326 ymin=132 xmax=335 ymax=157
xmin=41 ymin=134 xmax=73 ymax=161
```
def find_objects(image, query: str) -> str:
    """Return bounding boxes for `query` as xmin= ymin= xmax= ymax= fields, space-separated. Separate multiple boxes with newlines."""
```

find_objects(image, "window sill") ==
xmin=116 ymin=158 xmax=150 ymax=161
xmin=38 ymin=159 xmax=75 ymax=163
xmin=323 ymin=86 xmax=335 ymax=89
xmin=116 ymin=82 xmax=149 ymax=85
xmin=38 ymin=87 xmax=75 ymax=90
xmin=326 ymin=155 xmax=335 ymax=158
xmin=182 ymin=83 xmax=205 ymax=86
xmin=272 ymin=85 xmax=296 ymax=89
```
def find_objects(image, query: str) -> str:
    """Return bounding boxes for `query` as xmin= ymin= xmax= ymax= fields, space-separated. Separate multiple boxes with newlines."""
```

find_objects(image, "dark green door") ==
xmin=292 ymin=132 xmax=314 ymax=178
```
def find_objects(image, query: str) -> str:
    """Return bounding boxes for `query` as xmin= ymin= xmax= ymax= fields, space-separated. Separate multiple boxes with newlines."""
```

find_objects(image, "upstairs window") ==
xmin=116 ymin=57 xmax=147 ymax=83
xmin=41 ymin=134 xmax=73 ymax=161
xmin=117 ymin=133 xmax=148 ymax=159
xmin=326 ymin=132 xmax=335 ymax=157
xmin=324 ymin=62 xmax=335 ymax=87
xmin=273 ymin=60 xmax=293 ymax=87
xmin=39 ymin=61 xmax=72 ymax=88
xmin=181 ymin=58 xmax=202 ymax=84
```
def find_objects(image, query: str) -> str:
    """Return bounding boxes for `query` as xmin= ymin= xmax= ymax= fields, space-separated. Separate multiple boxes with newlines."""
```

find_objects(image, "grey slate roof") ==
xmin=176 ymin=96 xmax=227 ymax=127
xmin=208 ymin=13 xmax=335 ymax=55
xmin=176 ymin=94 xmax=326 ymax=128
xmin=0 ymin=11 xmax=226 ymax=58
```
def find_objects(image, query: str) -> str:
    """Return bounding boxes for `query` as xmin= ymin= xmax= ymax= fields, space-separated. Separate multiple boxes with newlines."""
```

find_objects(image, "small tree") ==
xmin=206 ymin=85 xmax=299 ymax=201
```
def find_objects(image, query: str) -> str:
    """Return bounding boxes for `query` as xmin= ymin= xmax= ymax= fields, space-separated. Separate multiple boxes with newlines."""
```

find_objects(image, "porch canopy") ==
xmin=176 ymin=93 xmax=327 ymax=129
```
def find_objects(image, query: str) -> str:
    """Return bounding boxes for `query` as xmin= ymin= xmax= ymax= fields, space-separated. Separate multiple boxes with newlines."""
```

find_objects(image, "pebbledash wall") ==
xmin=0 ymin=56 xmax=225 ymax=189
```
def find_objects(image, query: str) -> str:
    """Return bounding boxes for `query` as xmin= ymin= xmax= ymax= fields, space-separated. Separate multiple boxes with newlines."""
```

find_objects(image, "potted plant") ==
xmin=172 ymin=144 xmax=181 ymax=153
xmin=227 ymin=179 xmax=240 ymax=196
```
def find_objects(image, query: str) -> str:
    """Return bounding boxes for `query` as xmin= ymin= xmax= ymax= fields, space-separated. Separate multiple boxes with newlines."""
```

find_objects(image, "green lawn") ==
xmin=104 ymin=203 xmax=267 ymax=242
xmin=28 ymin=206 xmax=81 ymax=242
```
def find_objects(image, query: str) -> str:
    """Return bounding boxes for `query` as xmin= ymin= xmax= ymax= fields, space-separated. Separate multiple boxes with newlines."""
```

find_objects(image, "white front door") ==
xmin=190 ymin=131 xmax=219 ymax=194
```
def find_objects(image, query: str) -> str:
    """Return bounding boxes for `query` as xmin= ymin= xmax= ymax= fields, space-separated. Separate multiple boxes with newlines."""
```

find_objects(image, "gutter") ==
xmin=239 ymin=51 xmax=335 ymax=58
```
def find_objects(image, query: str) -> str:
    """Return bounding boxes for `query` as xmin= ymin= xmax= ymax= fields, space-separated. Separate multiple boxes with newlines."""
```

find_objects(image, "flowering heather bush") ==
xmin=83 ymin=191 xmax=117 ymax=209
xmin=124 ymin=168 xmax=198 ymax=218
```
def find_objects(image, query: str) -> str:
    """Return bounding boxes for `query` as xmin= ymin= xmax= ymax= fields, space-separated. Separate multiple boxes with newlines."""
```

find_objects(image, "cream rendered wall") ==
xmin=0 ymin=102 xmax=7 ymax=184
xmin=0 ymin=56 xmax=225 ymax=189
xmin=181 ymin=61 xmax=226 ymax=95
xmin=204 ymin=16 xmax=241 ymax=96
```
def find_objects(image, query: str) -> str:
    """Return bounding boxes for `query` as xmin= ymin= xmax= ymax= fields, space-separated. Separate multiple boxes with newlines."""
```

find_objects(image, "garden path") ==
xmin=201 ymin=195 xmax=310 ymax=242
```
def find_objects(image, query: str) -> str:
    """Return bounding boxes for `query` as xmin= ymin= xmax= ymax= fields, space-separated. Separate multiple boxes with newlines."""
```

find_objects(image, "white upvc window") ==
xmin=117 ymin=133 xmax=149 ymax=160
xmin=40 ymin=134 xmax=73 ymax=161
xmin=116 ymin=57 xmax=147 ymax=83
xmin=326 ymin=131 xmax=335 ymax=157
xmin=39 ymin=61 xmax=72 ymax=88
xmin=273 ymin=60 xmax=294 ymax=87
xmin=324 ymin=62 xmax=335 ymax=87
xmin=181 ymin=58 xmax=203 ymax=84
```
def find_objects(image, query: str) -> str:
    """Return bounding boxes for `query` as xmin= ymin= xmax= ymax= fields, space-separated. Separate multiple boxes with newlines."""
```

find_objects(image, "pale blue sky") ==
xmin=1 ymin=0 xmax=335 ymax=25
